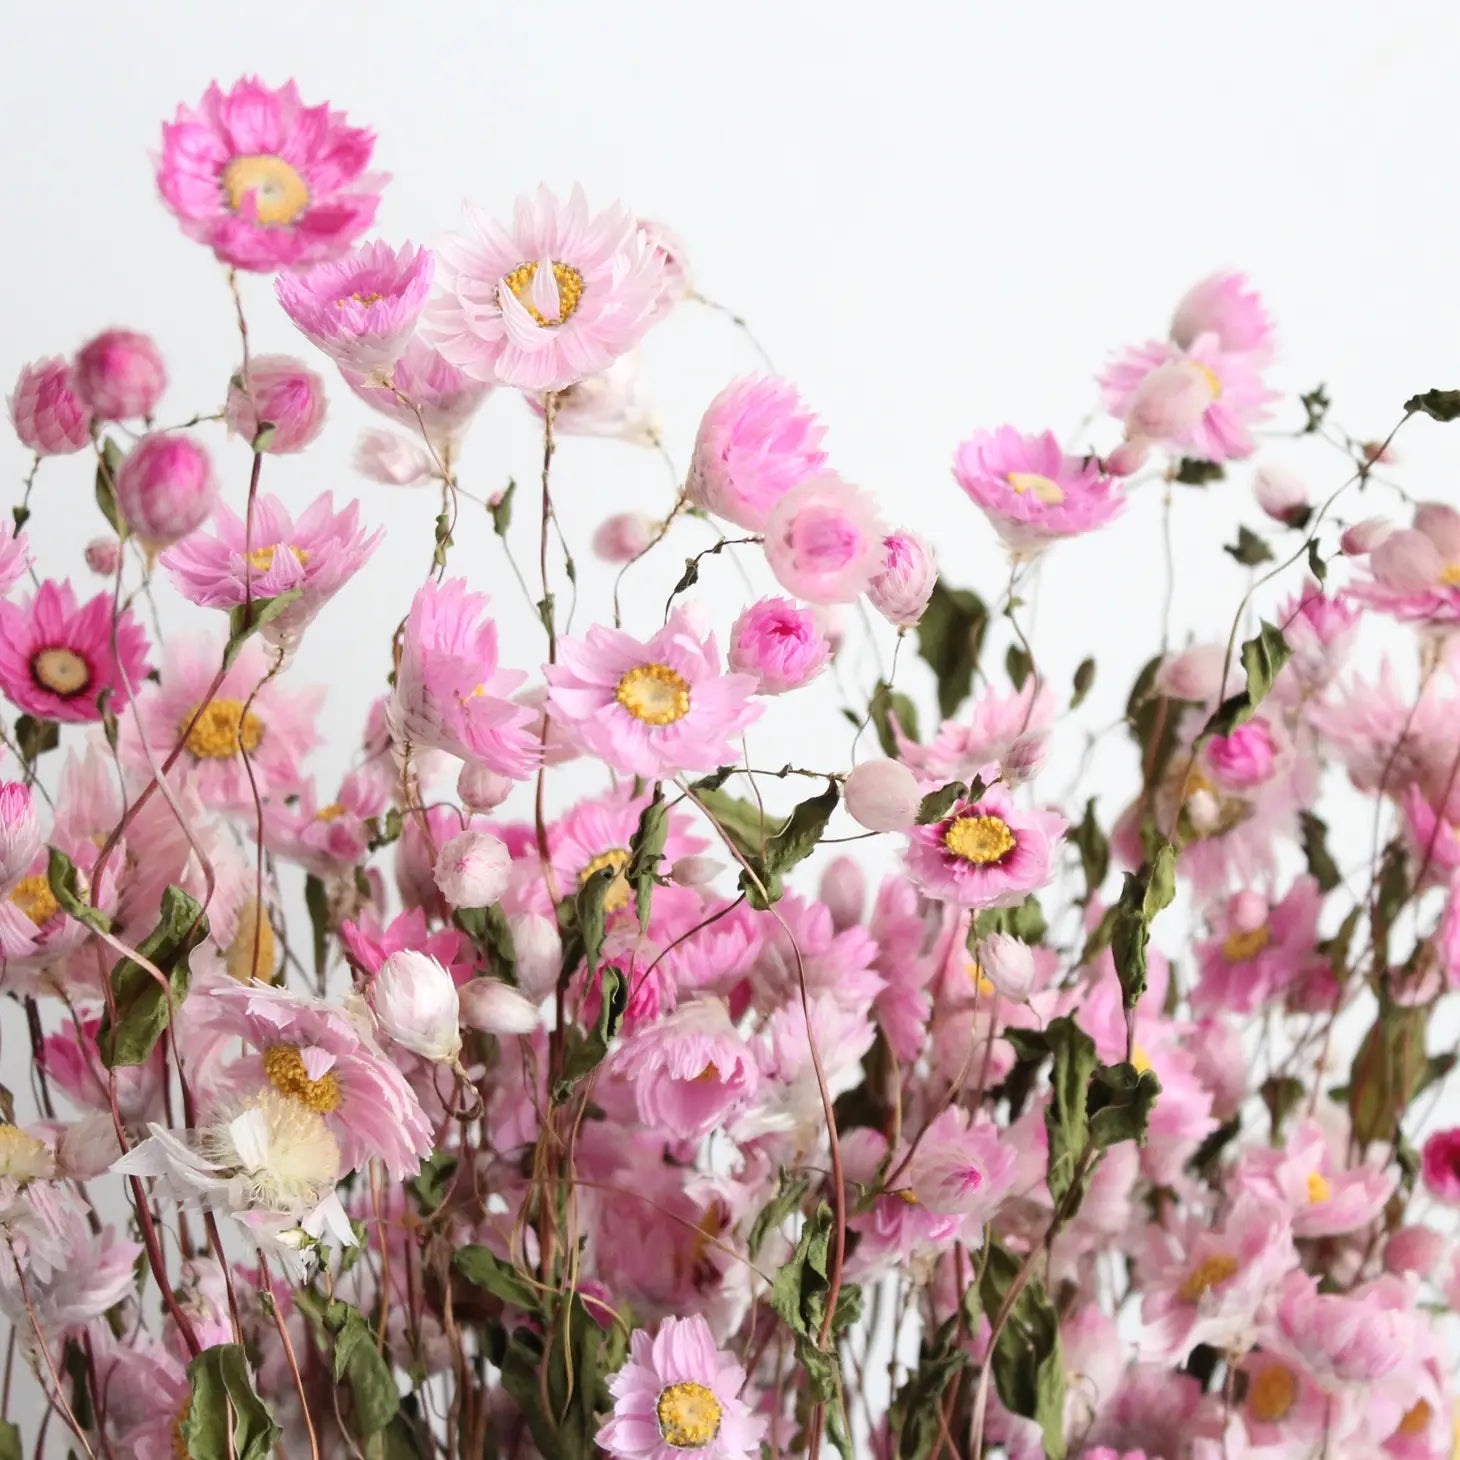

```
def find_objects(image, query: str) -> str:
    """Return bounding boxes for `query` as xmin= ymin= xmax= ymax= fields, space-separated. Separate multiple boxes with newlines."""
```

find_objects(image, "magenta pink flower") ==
xmin=8 ymin=358 xmax=92 ymax=455
xmin=1171 ymin=271 xmax=1274 ymax=357
xmin=868 ymin=529 xmax=937 ymax=628
xmin=953 ymin=427 xmax=1124 ymax=554
xmin=275 ymin=240 xmax=433 ymax=373
xmin=1351 ymin=503 xmax=1460 ymax=625
xmin=224 ymin=354 xmax=328 ymax=453
xmin=726 ymin=596 xmax=831 ymax=694
xmin=114 ymin=432 xmax=218 ymax=549
xmin=427 ymin=184 xmax=666 ymax=392
xmin=544 ymin=610 xmax=760 ymax=779
xmin=156 ymin=77 xmax=383 ymax=271
xmin=0 ymin=525 xmax=30 ymax=597
xmin=1421 ymin=1128 xmax=1460 ymax=1202
xmin=391 ymin=578 xmax=539 ymax=779
xmin=905 ymin=787 xmax=1065 ymax=909
xmin=343 ymin=334 xmax=490 ymax=444
xmin=1192 ymin=877 xmax=1321 ymax=1016
xmin=0 ymin=580 xmax=150 ymax=722
xmin=1203 ymin=717 xmax=1278 ymax=791
xmin=1234 ymin=1117 xmax=1394 ymax=1237
xmin=685 ymin=377 xmax=828 ymax=531
xmin=762 ymin=474 xmax=886 ymax=604
xmin=598 ymin=1313 xmax=766 ymax=1459
xmin=72 ymin=329 xmax=166 ymax=421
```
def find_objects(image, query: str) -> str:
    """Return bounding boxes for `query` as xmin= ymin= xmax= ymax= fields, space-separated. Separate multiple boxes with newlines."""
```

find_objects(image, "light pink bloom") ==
xmin=1401 ymin=785 xmax=1460 ymax=884
xmin=598 ymin=1313 xmax=766 ymax=1459
xmin=1384 ymin=1225 xmax=1446 ymax=1279
xmin=263 ymin=767 xmax=383 ymax=878
xmin=845 ymin=758 xmax=921 ymax=832
xmin=275 ymin=240 xmax=433 ymax=372
xmin=1421 ymin=1128 xmax=1460 ymax=1202
xmin=434 ymin=829 xmax=511 ymax=908
xmin=544 ymin=610 xmax=760 ymax=779
xmin=343 ymin=334 xmax=490 ymax=444
xmin=0 ymin=525 xmax=30 ymax=596
xmin=457 ymin=761 xmax=514 ymax=812
xmin=38 ymin=1011 xmax=166 ymax=1126
xmin=0 ymin=783 xmax=41 ymax=900
xmin=1253 ymin=463 xmax=1310 ymax=526
xmin=762 ymin=474 xmax=886 ymax=604
xmin=1105 ymin=437 xmax=1151 ymax=476
xmin=390 ymin=577 xmax=540 ymax=779
xmin=7 ymin=358 xmax=92 ymax=455
xmin=1125 ymin=360 xmax=1220 ymax=440
xmin=72 ymin=329 xmax=166 ymax=420
xmin=428 ymin=184 xmax=666 ymax=392
xmin=339 ymin=907 xmax=469 ymax=986
xmin=953 ymin=426 xmax=1125 ymax=554
xmin=354 ymin=428 xmax=434 ymax=485
xmin=841 ymin=1127 xmax=962 ymax=1276
xmin=0 ymin=579 xmax=151 ymax=722
xmin=904 ymin=1107 xmax=1016 ymax=1219
xmin=224 ymin=353 xmax=327 ymax=453
xmin=370 ymin=950 xmax=462 ymax=1063
xmin=1171 ymin=271 xmax=1274 ymax=356
xmin=819 ymin=856 xmax=866 ymax=931
xmin=1193 ymin=876 xmax=1321 ymax=1016
xmin=685 ymin=377 xmax=828 ymax=531
xmin=1343 ymin=516 xmax=1393 ymax=555
xmin=82 ymin=538 xmax=118 ymax=577
xmin=868 ymin=530 xmax=937 ymax=628
xmin=1352 ymin=503 xmax=1460 ymax=624
xmin=1277 ymin=579 xmax=1359 ymax=689
xmin=1273 ymin=1271 xmax=1416 ymax=1386
xmin=638 ymin=217 xmax=692 ymax=319
xmin=593 ymin=512 xmax=658 ymax=562
xmin=156 ymin=77 xmax=383 ymax=271
xmin=508 ymin=911 xmax=562 ymax=1001
xmin=896 ymin=678 xmax=1055 ymax=788
xmin=906 ymin=788 xmax=1065 ymax=909
xmin=726 ymin=596 xmax=831 ymax=694
xmin=1203 ymin=717 xmax=1278 ymax=790
xmin=525 ymin=352 xmax=660 ymax=445
xmin=1234 ymin=1117 xmax=1394 ymax=1237
xmin=114 ymin=431 xmax=218 ymax=548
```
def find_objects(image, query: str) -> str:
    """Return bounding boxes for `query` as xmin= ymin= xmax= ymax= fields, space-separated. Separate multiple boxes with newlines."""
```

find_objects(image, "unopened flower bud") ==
xmin=459 ymin=978 xmax=540 ymax=1036
xmin=225 ymin=354 xmax=327 ymax=454
xmin=979 ymin=933 xmax=1034 ymax=1001
xmin=84 ymin=538 xmax=121 ymax=576
xmin=371 ymin=949 xmax=461 ymax=1062
xmin=509 ymin=912 xmax=562 ymax=1001
xmin=1341 ymin=517 xmax=1393 ymax=556
xmin=670 ymin=855 xmax=723 ymax=888
xmin=72 ymin=329 xmax=167 ymax=421
xmin=114 ymin=432 xmax=218 ymax=549
xmin=867 ymin=530 xmax=937 ymax=629
xmin=1253 ymin=464 xmax=1310 ymax=527
xmin=433 ymin=829 xmax=511 ymax=909
xmin=844 ymin=759 xmax=921 ymax=833
xmin=457 ymin=761 xmax=514 ymax=812
xmin=592 ymin=512 xmax=657 ymax=563
xmin=1105 ymin=438 xmax=1151 ymax=477
xmin=819 ymin=856 xmax=865 ymax=931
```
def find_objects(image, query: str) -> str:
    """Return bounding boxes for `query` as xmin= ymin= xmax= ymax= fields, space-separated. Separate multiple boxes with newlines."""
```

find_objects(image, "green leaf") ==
xmin=689 ymin=765 xmax=737 ymax=793
xmin=1069 ymin=797 xmax=1109 ymax=904
xmin=251 ymin=422 xmax=277 ymax=453
xmin=94 ymin=437 xmax=126 ymax=537
xmin=748 ymin=1169 xmax=811 ymax=1259
xmin=552 ymin=964 xmax=625 ymax=1102
xmin=1224 ymin=525 xmax=1274 ymax=566
xmin=1298 ymin=811 xmax=1341 ymax=893
xmin=693 ymin=785 xmax=775 ymax=865
xmin=1300 ymin=383 xmax=1330 ymax=434
xmin=771 ymin=1205 xmax=861 ymax=1403
xmin=915 ymin=780 xmax=969 ymax=826
xmin=497 ymin=1299 xmax=608 ymax=1460
xmin=915 ymin=579 xmax=988 ymax=717
xmin=454 ymin=1245 xmax=541 ymax=1311
xmin=223 ymin=589 xmax=302 ymax=671
xmin=14 ymin=714 xmax=59 ymax=766
xmin=0 ymin=1419 xmax=20 ymax=1460
xmin=304 ymin=872 xmax=330 ymax=979
xmin=432 ymin=510 xmax=453 ymax=569
xmin=1307 ymin=539 xmax=1328 ymax=583
xmin=1348 ymin=1005 xmax=1428 ymax=1148
xmin=626 ymin=786 xmax=669 ymax=927
xmin=408 ymin=1152 xmax=458 ymax=1214
xmin=575 ymin=863 xmax=613 ymax=977
xmin=1087 ymin=1062 xmax=1162 ymax=1150
xmin=1070 ymin=656 xmax=1096 ymax=710
xmin=1200 ymin=622 xmax=1293 ymax=741
xmin=869 ymin=680 xmax=920 ymax=757
xmin=973 ymin=893 xmax=1047 ymax=946
xmin=733 ymin=779 xmax=839 ymax=911
xmin=888 ymin=1321 xmax=967 ymax=1460
xmin=181 ymin=1343 xmax=280 ymax=1460
xmin=46 ymin=846 xmax=112 ymax=934
xmin=978 ymin=1242 xmax=1066 ymax=1460
xmin=1172 ymin=457 xmax=1224 ymax=486
xmin=1041 ymin=1016 xmax=1097 ymax=1208
xmin=1005 ymin=642 xmax=1032 ymax=691
xmin=490 ymin=479 xmax=516 ymax=535
xmin=1260 ymin=1075 xmax=1305 ymax=1136
xmin=1108 ymin=842 xmax=1177 ymax=1011
xmin=327 ymin=1304 xmax=400 ymax=1437
xmin=454 ymin=902 xmax=518 ymax=983
xmin=670 ymin=556 xmax=700 ymax=597
xmin=1404 ymin=388 xmax=1460 ymax=422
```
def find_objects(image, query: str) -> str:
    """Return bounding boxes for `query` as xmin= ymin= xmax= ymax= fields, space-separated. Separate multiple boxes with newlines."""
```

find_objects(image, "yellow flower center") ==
xmin=183 ymin=700 xmax=264 ymax=760
xmin=1305 ymin=1170 xmax=1331 ymax=1204
xmin=244 ymin=544 xmax=310 ymax=573
xmin=579 ymin=848 xmax=633 ymax=912
xmin=944 ymin=814 xmax=1016 ymax=865
xmin=1440 ymin=564 xmax=1460 ymax=587
xmin=655 ymin=1381 xmax=723 ymax=1449
xmin=1179 ymin=1252 xmax=1240 ymax=1302
xmin=221 ymin=154 xmax=310 ymax=227
xmin=1130 ymin=1044 xmax=1153 ymax=1075
xmin=502 ymin=260 xmax=585 ymax=328
xmin=0 ymin=1125 xmax=55 ymax=1185
xmin=1247 ymin=1362 xmax=1297 ymax=1422
xmin=31 ymin=647 xmax=91 ymax=698
xmin=1192 ymin=361 xmax=1223 ymax=399
xmin=337 ymin=291 xmax=385 ymax=308
xmin=261 ymin=1045 xmax=341 ymax=1114
xmin=9 ymin=874 xmax=58 ymax=927
xmin=615 ymin=663 xmax=691 ymax=726
xmin=315 ymin=803 xmax=346 ymax=823
xmin=1006 ymin=471 xmax=1066 ymax=506
xmin=967 ymin=962 xmax=996 ymax=997
xmin=1398 ymin=1400 xmax=1433 ymax=1438
xmin=1222 ymin=924 xmax=1270 ymax=963
xmin=227 ymin=899 xmax=277 ymax=985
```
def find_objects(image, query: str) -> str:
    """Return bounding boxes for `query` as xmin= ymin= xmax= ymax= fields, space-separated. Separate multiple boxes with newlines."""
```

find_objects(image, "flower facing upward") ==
xmin=8 ymin=358 xmax=92 ymax=455
xmin=905 ymin=787 xmax=1066 ymax=909
xmin=544 ymin=610 xmax=761 ymax=779
xmin=726 ymin=597 xmax=831 ymax=694
xmin=427 ymin=184 xmax=667 ymax=392
xmin=156 ymin=77 xmax=384 ymax=271
xmin=762 ymin=475 xmax=886 ymax=604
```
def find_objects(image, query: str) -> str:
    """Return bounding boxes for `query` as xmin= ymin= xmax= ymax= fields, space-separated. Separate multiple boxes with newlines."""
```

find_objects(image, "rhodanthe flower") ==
xmin=0 ymin=526 xmax=30 ymax=597
xmin=343 ymin=334 xmax=490 ymax=445
xmin=8 ymin=358 xmax=92 ymax=455
xmin=905 ymin=787 xmax=1065 ymax=908
xmin=868 ymin=529 xmax=937 ymax=628
xmin=224 ymin=353 xmax=328 ymax=453
xmin=762 ymin=475 xmax=886 ymax=604
xmin=114 ymin=431 xmax=219 ymax=549
xmin=71 ymin=329 xmax=167 ymax=421
xmin=1171 ymin=271 xmax=1274 ymax=357
xmin=726 ymin=597 xmax=831 ymax=694
xmin=1351 ymin=503 xmax=1460 ymax=625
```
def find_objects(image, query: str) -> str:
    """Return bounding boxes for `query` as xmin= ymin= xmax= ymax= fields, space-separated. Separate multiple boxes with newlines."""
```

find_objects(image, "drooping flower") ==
xmin=726 ymin=597 xmax=831 ymax=694
xmin=868 ymin=529 xmax=937 ymax=628
xmin=525 ymin=352 xmax=661 ymax=445
xmin=343 ymin=334 xmax=490 ymax=445
xmin=762 ymin=475 xmax=886 ymax=604
xmin=114 ymin=431 xmax=219 ymax=549
xmin=906 ymin=787 xmax=1066 ymax=909
xmin=71 ymin=328 xmax=167 ymax=420
xmin=1351 ymin=503 xmax=1460 ymax=625
xmin=544 ymin=610 xmax=760 ymax=779
xmin=427 ymin=184 xmax=666 ymax=392
xmin=844 ymin=759 xmax=922 ymax=833
xmin=1171 ymin=271 xmax=1274 ymax=357
xmin=0 ymin=579 xmax=151 ymax=722
xmin=953 ymin=426 xmax=1124 ymax=554
xmin=7 ymin=358 xmax=92 ymax=455
xmin=156 ymin=77 xmax=384 ymax=271
xmin=224 ymin=353 xmax=328 ymax=453
xmin=370 ymin=950 xmax=462 ymax=1063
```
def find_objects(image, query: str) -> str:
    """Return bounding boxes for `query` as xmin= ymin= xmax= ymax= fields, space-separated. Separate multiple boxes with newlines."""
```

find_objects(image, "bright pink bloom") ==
xmin=896 ymin=678 xmax=1055 ymax=787
xmin=343 ymin=335 xmax=490 ymax=444
xmin=906 ymin=787 xmax=1065 ymax=909
xmin=868 ymin=529 xmax=937 ymax=628
xmin=224 ymin=353 xmax=327 ymax=453
xmin=428 ymin=184 xmax=666 ymax=392
xmin=1193 ymin=877 xmax=1321 ymax=1016
xmin=114 ymin=431 xmax=218 ymax=548
xmin=685 ymin=377 xmax=828 ymax=531
xmin=544 ymin=610 xmax=760 ymax=779
xmin=953 ymin=426 xmax=1124 ymax=554
xmin=82 ymin=538 xmax=119 ymax=577
xmin=1352 ymin=503 xmax=1460 ymax=624
xmin=7 ymin=358 xmax=92 ymax=455
xmin=726 ymin=596 xmax=830 ymax=694
xmin=0 ymin=829 xmax=120 ymax=989
xmin=72 ymin=328 xmax=166 ymax=420
xmin=762 ymin=474 xmax=886 ymax=604
xmin=1421 ymin=1128 xmax=1460 ymax=1202
xmin=1234 ymin=1117 xmax=1395 ymax=1237
xmin=1203 ymin=717 xmax=1278 ymax=790
xmin=0 ymin=525 xmax=30 ymax=596
xmin=593 ymin=512 xmax=658 ymax=562
xmin=275 ymin=240 xmax=433 ymax=372
xmin=353 ymin=428 xmax=433 ymax=485
xmin=1171 ymin=271 xmax=1274 ymax=356
xmin=0 ymin=783 xmax=41 ymax=900
xmin=339 ymin=906 xmax=469 ymax=985
xmin=263 ymin=767 xmax=383 ymax=878
xmin=525 ymin=353 xmax=661 ymax=445
xmin=156 ymin=77 xmax=383 ymax=271
xmin=0 ymin=579 xmax=150 ymax=722
xmin=844 ymin=758 xmax=921 ymax=832
xmin=390 ymin=577 xmax=540 ymax=778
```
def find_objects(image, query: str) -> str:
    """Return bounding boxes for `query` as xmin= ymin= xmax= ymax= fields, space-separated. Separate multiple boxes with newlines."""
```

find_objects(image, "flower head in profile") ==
xmin=544 ymin=609 xmax=760 ymax=779
xmin=427 ymin=184 xmax=666 ymax=391
xmin=0 ymin=526 xmax=30 ymax=598
xmin=156 ymin=77 xmax=384 ymax=271
xmin=525 ymin=352 xmax=661 ymax=445
xmin=1351 ymin=503 xmax=1460 ymax=625
xmin=223 ymin=353 xmax=328 ymax=454
xmin=905 ymin=787 xmax=1065 ymax=909
xmin=1233 ymin=1116 xmax=1394 ymax=1236
xmin=343 ymin=334 xmax=490 ymax=445
xmin=1171 ymin=271 xmax=1274 ymax=357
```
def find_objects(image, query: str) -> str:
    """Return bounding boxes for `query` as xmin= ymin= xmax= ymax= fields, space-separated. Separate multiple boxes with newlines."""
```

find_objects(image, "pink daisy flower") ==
xmin=427 ymin=184 xmax=666 ymax=392
xmin=1234 ymin=1117 xmax=1395 ymax=1237
xmin=952 ymin=427 xmax=1125 ymax=555
xmin=343 ymin=334 xmax=490 ymax=445
xmin=275 ymin=240 xmax=433 ymax=373
xmin=1171 ymin=270 xmax=1274 ymax=357
xmin=544 ymin=610 xmax=760 ymax=779
xmin=1350 ymin=503 xmax=1460 ymax=625
xmin=156 ymin=77 xmax=384 ymax=272
xmin=0 ymin=525 xmax=32 ymax=598
xmin=390 ymin=577 xmax=540 ymax=779
xmin=339 ymin=906 xmax=471 ymax=985
xmin=1192 ymin=878 xmax=1321 ymax=1016
xmin=895 ymin=678 xmax=1055 ymax=787
xmin=597 ymin=1313 xmax=766 ymax=1460
xmin=161 ymin=491 xmax=382 ymax=643
xmin=0 ymin=579 xmax=151 ymax=723
xmin=905 ymin=787 xmax=1066 ymax=909
xmin=263 ymin=767 xmax=385 ymax=879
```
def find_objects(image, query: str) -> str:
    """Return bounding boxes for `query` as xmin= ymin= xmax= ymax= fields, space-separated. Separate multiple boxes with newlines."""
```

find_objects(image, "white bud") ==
xmin=433 ymin=829 xmax=511 ymax=909
xmin=459 ymin=978 xmax=540 ymax=1036
xmin=509 ymin=912 xmax=562 ymax=1001
xmin=979 ymin=933 xmax=1035 ymax=1001
xmin=457 ymin=762 xmax=514 ymax=812
xmin=844 ymin=759 xmax=921 ymax=833
xmin=371 ymin=950 xmax=462 ymax=1062
xmin=670 ymin=855 xmax=724 ymax=887
xmin=819 ymin=856 xmax=865 ymax=931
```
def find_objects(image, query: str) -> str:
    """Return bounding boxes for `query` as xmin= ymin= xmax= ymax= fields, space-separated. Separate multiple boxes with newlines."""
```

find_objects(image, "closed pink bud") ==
xmin=459 ymin=978 xmax=540 ymax=1036
xmin=225 ymin=354 xmax=327 ymax=454
xmin=1253 ymin=464 xmax=1310 ymax=526
xmin=0 ymin=782 xmax=42 ymax=899
xmin=1384 ymin=1224 xmax=1446 ymax=1278
xmin=84 ymin=538 xmax=121 ymax=577
xmin=1421 ymin=1128 xmax=1460 ymax=1203
xmin=354 ymin=429 xmax=434 ymax=485
xmin=72 ymin=329 xmax=167 ymax=420
xmin=433 ymin=829 xmax=511 ymax=909
xmin=727 ymin=597 xmax=831 ymax=694
xmin=844 ymin=759 xmax=921 ymax=832
xmin=371 ymin=949 xmax=461 ymax=1062
xmin=1371 ymin=528 xmax=1443 ymax=591
xmin=114 ymin=432 xmax=218 ymax=549
xmin=1341 ymin=517 xmax=1393 ymax=556
xmin=669 ymin=855 xmax=723 ymax=887
xmin=1001 ymin=733 xmax=1046 ymax=786
xmin=1205 ymin=719 xmax=1278 ymax=789
xmin=868 ymin=530 xmax=937 ymax=629
xmin=819 ymin=855 xmax=865 ymax=931
xmin=592 ymin=512 xmax=657 ymax=563
xmin=1155 ymin=643 xmax=1234 ymax=702
xmin=509 ymin=912 xmax=561 ymax=1001
xmin=1125 ymin=361 xmax=1216 ymax=440
xmin=8 ymin=358 xmax=92 ymax=455
xmin=457 ymin=761 xmax=514 ymax=812
xmin=1105 ymin=438 xmax=1151 ymax=476
xmin=978 ymin=933 xmax=1034 ymax=1001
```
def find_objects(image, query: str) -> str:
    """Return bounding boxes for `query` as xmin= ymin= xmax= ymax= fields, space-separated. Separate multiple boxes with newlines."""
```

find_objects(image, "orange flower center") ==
xmin=221 ymin=155 xmax=310 ymax=226
xmin=261 ymin=1045 xmax=341 ymax=1114
xmin=1247 ymin=1362 xmax=1297 ymax=1422
xmin=1222 ymin=924 xmax=1270 ymax=963
xmin=1179 ymin=1252 xmax=1239 ymax=1302
xmin=9 ymin=874 xmax=58 ymax=927
xmin=502 ymin=260 xmax=585 ymax=328
xmin=1006 ymin=471 xmax=1066 ymax=506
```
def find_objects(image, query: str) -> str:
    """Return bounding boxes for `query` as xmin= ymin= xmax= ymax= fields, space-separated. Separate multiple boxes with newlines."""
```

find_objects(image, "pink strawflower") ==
xmin=1402 ymin=785 xmax=1460 ymax=884
xmin=72 ymin=328 xmax=167 ymax=421
xmin=906 ymin=787 xmax=1065 ymax=909
xmin=903 ymin=1107 xmax=1017 ymax=1219
xmin=1192 ymin=877 xmax=1321 ymax=1016
xmin=1352 ymin=502 xmax=1460 ymax=624
xmin=1272 ymin=1271 xmax=1416 ymax=1386
xmin=0 ymin=525 xmax=30 ymax=596
xmin=156 ymin=77 xmax=384 ymax=271
xmin=525 ymin=352 xmax=661 ymax=445
xmin=1421 ymin=1128 xmax=1460 ymax=1202
xmin=896 ymin=678 xmax=1055 ymax=787
xmin=457 ymin=760 xmax=514 ymax=813
xmin=685 ymin=377 xmax=828 ymax=531
xmin=114 ymin=431 xmax=218 ymax=549
xmin=263 ymin=767 xmax=383 ymax=879
xmin=638 ymin=217 xmax=693 ymax=319
xmin=1171 ymin=271 xmax=1274 ymax=356
xmin=354 ymin=429 xmax=434 ymax=485
xmin=978 ymin=931 xmax=1036 ymax=1001
xmin=427 ymin=184 xmax=666 ymax=392
xmin=343 ymin=334 xmax=490 ymax=444
xmin=1277 ymin=578 xmax=1359 ymax=689
xmin=8 ymin=358 xmax=92 ymax=455
xmin=224 ymin=353 xmax=328 ymax=453
xmin=0 ymin=579 xmax=150 ymax=722
xmin=598 ymin=1313 xmax=766 ymax=1459
xmin=0 ymin=830 xmax=119 ymax=990
xmin=844 ymin=759 xmax=922 ymax=833
xmin=0 ymin=783 xmax=42 ymax=900
xmin=726 ymin=596 xmax=831 ymax=694
xmin=390 ymin=577 xmax=540 ymax=778
xmin=82 ymin=538 xmax=119 ymax=577
xmin=593 ymin=512 xmax=658 ymax=563
xmin=762 ymin=474 xmax=886 ymax=604
xmin=1234 ymin=1117 xmax=1395 ymax=1237
xmin=161 ymin=490 xmax=381 ymax=642
xmin=1203 ymin=717 xmax=1278 ymax=791
xmin=275 ymin=240 xmax=433 ymax=373
xmin=339 ymin=906 xmax=469 ymax=986
xmin=434 ymin=829 xmax=511 ymax=909
xmin=544 ymin=609 xmax=760 ymax=779
xmin=1343 ymin=516 xmax=1393 ymax=555
xmin=952 ymin=427 xmax=1125 ymax=554
xmin=868 ymin=529 xmax=937 ymax=628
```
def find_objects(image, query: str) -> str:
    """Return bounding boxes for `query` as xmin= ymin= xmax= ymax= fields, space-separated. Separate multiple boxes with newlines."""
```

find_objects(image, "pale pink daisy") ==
xmin=895 ymin=678 xmax=1055 ymax=787
xmin=1234 ymin=1117 xmax=1394 ymax=1237
xmin=1350 ymin=503 xmax=1460 ymax=625
xmin=0 ymin=830 xmax=119 ymax=993
xmin=7 ymin=358 xmax=92 ymax=455
xmin=0 ymin=783 xmax=41 ymax=900
xmin=263 ymin=767 xmax=385 ymax=879
xmin=1171 ymin=270 xmax=1275 ymax=357
xmin=762 ymin=475 xmax=886 ymax=604
xmin=524 ymin=352 xmax=661 ymax=445
xmin=905 ymin=787 xmax=1066 ymax=909
xmin=0 ymin=525 xmax=30 ymax=597
xmin=343 ymin=334 xmax=490 ymax=444
xmin=1192 ymin=877 xmax=1322 ymax=1016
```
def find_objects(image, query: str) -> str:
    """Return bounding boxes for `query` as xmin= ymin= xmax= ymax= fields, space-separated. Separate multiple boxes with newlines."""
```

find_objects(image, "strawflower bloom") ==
xmin=1234 ymin=1117 xmax=1394 ymax=1236
xmin=114 ymin=431 xmax=218 ymax=549
xmin=343 ymin=334 xmax=489 ymax=443
xmin=1193 ymin=878 xmax=1320 ymax=1016
xmin=762 ymin=475 xmax=886 ymax=604
xmin=370 ymin=950 xmax=462 ymax=1063
xmin=868 ymin=529 xmax=937 ymax=628
xmin=71 ymin=328 xmax=166 ymax=420
xmin=353 ymin=428 xmax=434 ymax=485
xmin=906 ymin=787 xmax=1066 ymax=909
xmin=525 ymin=352 xmax=661 ymax=445
xmin=1171 ymin=270 xmax=1274 ymax=356
xmin=0 ymin=784 xmax=42 ymax=901
xmin=594 ymin=512 xmax=658 ymax=563
xmin=8 ymin=358 xmax=92 ymax=455
xmin=1352 ymin=502 xmax=1460 ymax=625
xmin=726 ymin=597 xmax=830 ymax=694
xmin=224 ymin=353 xmax=328 ymax=453
xmin=433 ymin=828 xmax=512 ymax=908
xmin=0 ymin=526 xmax=30 ymax=596
xmin=156 ymin=77 xmax=383 ymax=271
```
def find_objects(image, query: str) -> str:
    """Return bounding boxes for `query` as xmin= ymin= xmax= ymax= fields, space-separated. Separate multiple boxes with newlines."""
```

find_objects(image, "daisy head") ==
xmin=905 ymin=787 xmax=1066 ymax=909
